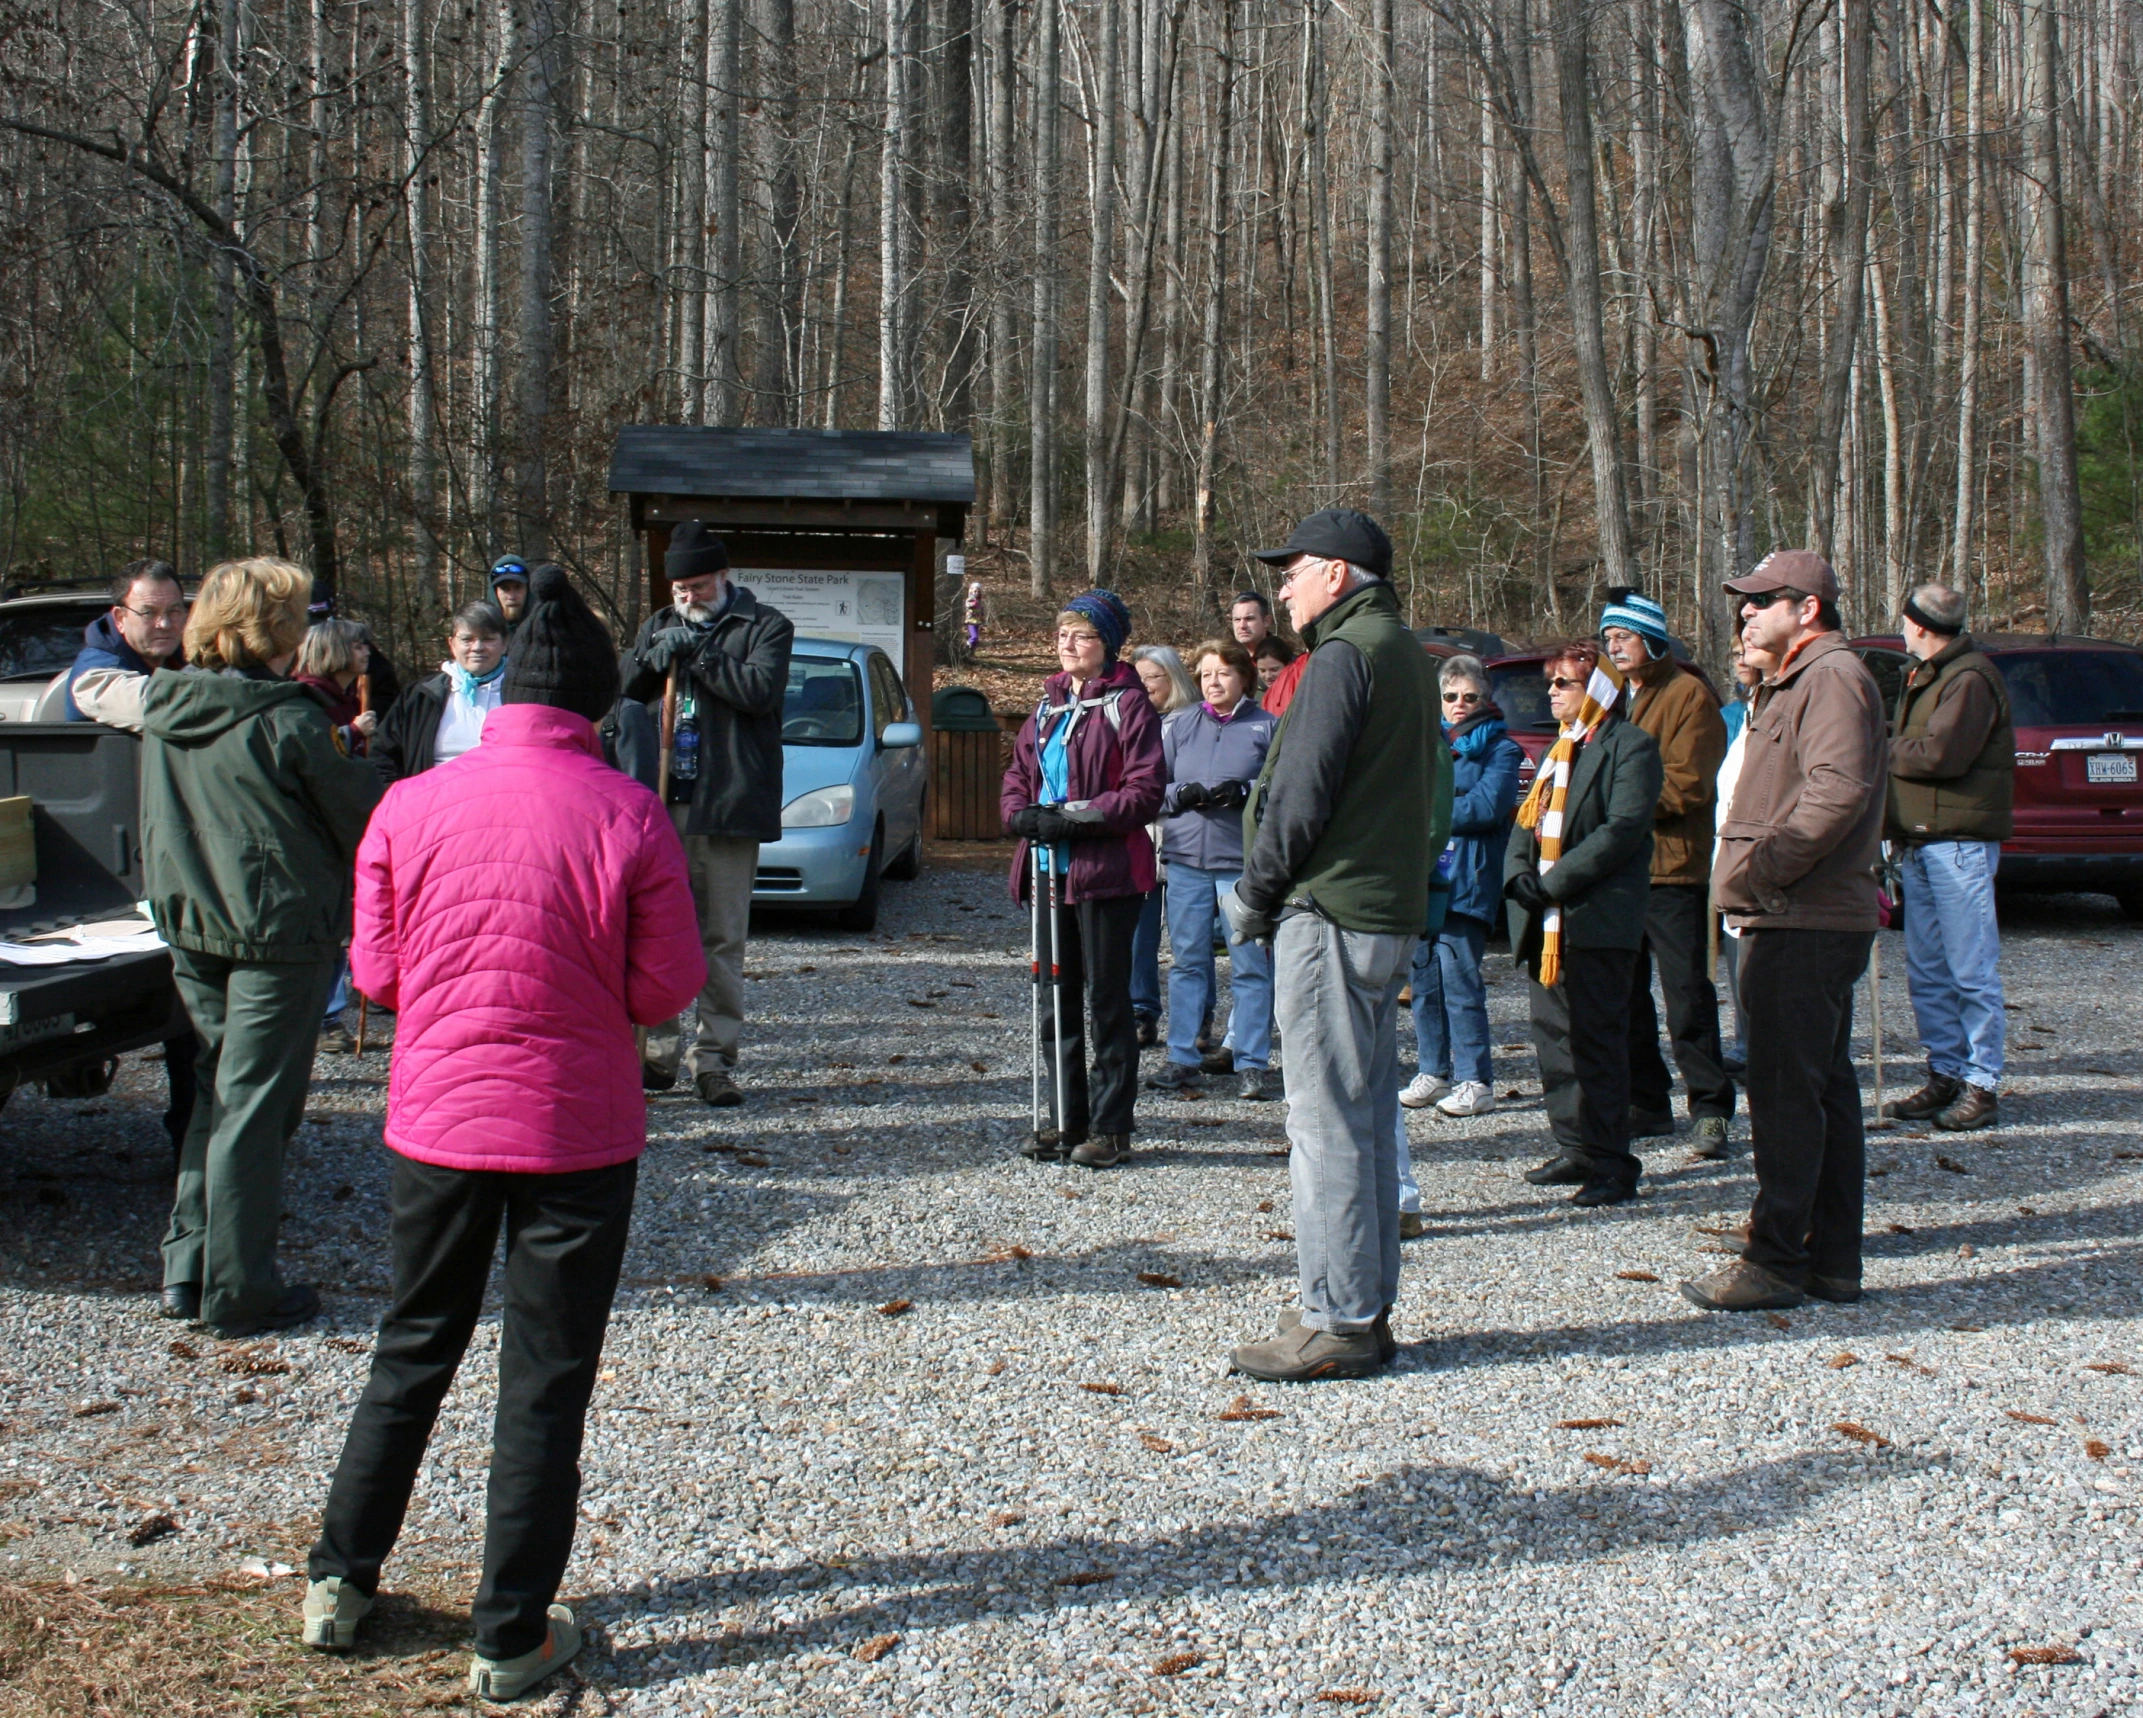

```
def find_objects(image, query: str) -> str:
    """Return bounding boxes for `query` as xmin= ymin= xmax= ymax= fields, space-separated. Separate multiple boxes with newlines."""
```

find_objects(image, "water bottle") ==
xmin=672 ymin=697 xmax=701 ymax=782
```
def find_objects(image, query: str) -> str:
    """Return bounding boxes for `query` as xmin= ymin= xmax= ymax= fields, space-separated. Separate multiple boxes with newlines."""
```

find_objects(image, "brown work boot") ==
xmin=1069 ymin=1133 xmax=1129 ymax=1169
xmin=1280 ymin=1305 xmax=1397 ymax=1366
xmin=1679 ymin=1260 xmax=1807 ymax=1313
xmin=695 ymin=1069 xmax=744 ymax=1108
xmin=1231 ymin=1319 xmax=1384 ymax=1381
xmin=1398 ymin=1212 xmax=1426 ymax=1241
xmin=1933 ymin=1084 xmax=1998 ymax=1132
xmin=1881 ymin=1070 xmax=1961 ymax=1121
xmin=1692 ymin=1220 xmax=1753 ymax=1256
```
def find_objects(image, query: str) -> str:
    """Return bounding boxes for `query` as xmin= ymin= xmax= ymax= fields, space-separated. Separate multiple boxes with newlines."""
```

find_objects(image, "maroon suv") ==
xmin=1852 ymin=634 xmax=2143 ymax=917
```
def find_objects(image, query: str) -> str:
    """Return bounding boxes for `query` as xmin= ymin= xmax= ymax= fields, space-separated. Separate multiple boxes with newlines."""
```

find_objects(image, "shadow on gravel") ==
xmin=578 ymin=1446 xmax=1923 ymax=1689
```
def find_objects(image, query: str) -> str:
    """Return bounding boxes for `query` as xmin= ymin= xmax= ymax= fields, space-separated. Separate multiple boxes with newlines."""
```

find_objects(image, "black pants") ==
xmin=1626 ymin=884 xmax=1735 ymax=1121
xmin=1530 ymin=945 xmax=1640 ymax=1184
xmin=309 ymin=1154 xmax=637 ymax=1660
xmin=1036 ymin=891 xmax=1143 ymax=1140
xmin=1739 ymin=929 xmax=1872 ymax=1284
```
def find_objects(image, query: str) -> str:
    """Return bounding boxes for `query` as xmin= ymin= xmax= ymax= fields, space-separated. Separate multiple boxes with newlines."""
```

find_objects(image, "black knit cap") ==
xmin=501 ymin=563 xmax=620 ymax=723
xmin=666 ymin=520 xmax=730 ymax=580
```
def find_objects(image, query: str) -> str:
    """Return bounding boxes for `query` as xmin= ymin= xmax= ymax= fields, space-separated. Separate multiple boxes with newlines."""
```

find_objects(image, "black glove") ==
xmin=1172 ymin=782 xmax=1214 ymax=813
xmin=1506 ymin=869 xmax=1552 ymax=914
xmin=640 ymin=626 xmax=701 ymax=674
xmin=1206 ymin=779 xmax=1250 ymax=812
xmin=1009 ymin=805 xmax=1047 ymax=839
xmin=1030 ymin=806 xmax=1081 ymax=844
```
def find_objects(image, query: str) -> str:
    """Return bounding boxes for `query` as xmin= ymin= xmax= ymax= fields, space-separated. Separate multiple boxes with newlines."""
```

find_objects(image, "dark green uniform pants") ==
xmin=162 ymin=948 xmax=338 ymax=1326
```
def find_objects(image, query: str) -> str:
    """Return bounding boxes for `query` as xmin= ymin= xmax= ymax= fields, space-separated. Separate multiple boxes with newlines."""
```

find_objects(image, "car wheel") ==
xmin=2116 ymin=887 xmax=2143 ymax=923
xmin=885 ymin=797 xmax=925 ymax=881
xmin=45 ymin=1056 xmax=119 ymax=1101
xmin=835 ymin=822 xmax=885 ymax=932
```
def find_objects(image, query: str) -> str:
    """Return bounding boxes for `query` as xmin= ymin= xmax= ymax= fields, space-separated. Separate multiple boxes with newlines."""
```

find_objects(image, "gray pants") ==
xmin=1275 ymin=911 xmax=1412 ymax=1333
xmin=644 ymin=819 xmax=758 ymax=1079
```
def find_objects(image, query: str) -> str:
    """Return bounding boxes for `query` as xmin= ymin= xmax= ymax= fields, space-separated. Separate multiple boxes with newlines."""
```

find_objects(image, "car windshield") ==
xmin=0 ymin=610 xmax=94 ymax=682
xmin=1995 ymin=650 xmax=2143 ymax=727
xmin=1490 ymin=665 xmax=1558 ymax=734
xmin=783 ymin=656 xmax=864 ymax=746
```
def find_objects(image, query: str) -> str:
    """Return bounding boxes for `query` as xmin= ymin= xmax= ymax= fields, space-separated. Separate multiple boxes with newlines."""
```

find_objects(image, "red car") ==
xmin=1852 ymin=633 xmax=2143 ymax=917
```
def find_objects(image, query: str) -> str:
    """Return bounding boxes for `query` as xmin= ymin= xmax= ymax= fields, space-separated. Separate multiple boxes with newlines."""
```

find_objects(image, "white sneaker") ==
xmin=1400 ymin=1073 xmax=1452 ymax=1109
xmin=1436 ymin=1080 xmax=1497 ymax=1117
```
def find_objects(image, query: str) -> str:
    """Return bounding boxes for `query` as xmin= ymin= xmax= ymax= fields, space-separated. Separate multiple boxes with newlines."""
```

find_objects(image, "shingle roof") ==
xmin=608 ymin=426 xmax=975 ymax=504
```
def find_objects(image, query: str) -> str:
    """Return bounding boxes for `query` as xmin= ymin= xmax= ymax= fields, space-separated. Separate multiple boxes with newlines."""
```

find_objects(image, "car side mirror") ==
xmin=880 ymin=721 xmax=922 ymax=750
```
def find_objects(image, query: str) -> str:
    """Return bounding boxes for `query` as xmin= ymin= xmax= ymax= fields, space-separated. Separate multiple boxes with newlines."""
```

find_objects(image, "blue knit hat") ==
xmin=1599 ymin=591 xmax=1670 ymax=649
xmin=1063 ymin=589 xmax=1132 ymax=659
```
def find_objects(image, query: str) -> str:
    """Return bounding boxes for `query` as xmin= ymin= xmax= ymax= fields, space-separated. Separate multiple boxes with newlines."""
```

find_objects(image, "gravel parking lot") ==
xmin=1 ymin=847 xmax=2138 ymax=1716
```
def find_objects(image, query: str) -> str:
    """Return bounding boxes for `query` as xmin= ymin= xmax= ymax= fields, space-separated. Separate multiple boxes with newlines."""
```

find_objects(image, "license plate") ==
xmin=2087 ymin=752 xmax=2138 ymax=783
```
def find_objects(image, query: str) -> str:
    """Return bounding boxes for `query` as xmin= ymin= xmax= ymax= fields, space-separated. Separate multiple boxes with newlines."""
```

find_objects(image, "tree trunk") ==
xmin=1364 ymin=0 xmax=1393 ymax=518
xmin=985 ymin=0 xmax=1019 ymax=533
xmin=758 ymin=0 xmax=804 ymax=424
xmin=206 ymin=0 xmax=239 ymax=561
xmin=1809 ymin=0 xmax=1871 ymax=562
xmin=516 ymin=0 xmax=558 ymax=554
xmin=1305 ymin=0 xmax=1340 ymax=492
xmin=1950 ymin=0 xmax=1986 ymax=594
xmin=1030 ymin=0 xmax=1060 ymax=596
xmin=940 ymin=0 xmax=977 ymax=432
xmin=708 ymin=0 xmax=741 ymax=422
xmin=879 ymin=0 xmax=912 ymax=428
xmin=404 ymin=0 xmax=442 ymax=609
xmin=474 ymin=0 xmax=514 ymax=552
xmin=1190 ymin=0 xmax=1233 ymax=608
xmin=1083 ymin=0 xmax=1118 ymax=581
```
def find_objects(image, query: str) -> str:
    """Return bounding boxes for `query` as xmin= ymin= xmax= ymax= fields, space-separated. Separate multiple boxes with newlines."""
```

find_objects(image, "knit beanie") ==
xmin=666 ymin=521 xmax=730 ymax=581
xmin=500 ymin=564 xmax=620 ymax=723
xmin=1599 ymin=590 xmax=1670 ymax=649
xmin=1063 ymin=589 xmax=1132 ymax=659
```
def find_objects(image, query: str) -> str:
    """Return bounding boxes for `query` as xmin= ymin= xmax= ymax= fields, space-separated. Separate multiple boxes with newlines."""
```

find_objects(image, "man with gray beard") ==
xmin=621 ymin=521 xmax=795 ymax=1107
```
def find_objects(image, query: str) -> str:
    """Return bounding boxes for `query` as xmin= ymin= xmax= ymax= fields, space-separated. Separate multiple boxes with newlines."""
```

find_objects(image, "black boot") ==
xmin=1524 ymin=1150 xmax=1591 ymax=1186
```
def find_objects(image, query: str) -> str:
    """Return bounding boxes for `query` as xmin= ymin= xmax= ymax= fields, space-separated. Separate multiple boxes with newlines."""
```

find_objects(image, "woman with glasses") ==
xmin=371 ymin=602 xmax=509 ymax=784
xmin=1401 ymin=655 xmax=1525 ymax=1125
xmin=1129 ymin=646 xmax=1201 ymax=1048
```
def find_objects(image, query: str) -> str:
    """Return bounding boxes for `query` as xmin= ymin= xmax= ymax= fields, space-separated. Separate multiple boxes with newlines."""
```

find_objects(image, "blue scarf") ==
xmin=1448 ymin=711 xmax=1508 ymax=759
xmin=447 ymin=657 xmax=508 ymax=701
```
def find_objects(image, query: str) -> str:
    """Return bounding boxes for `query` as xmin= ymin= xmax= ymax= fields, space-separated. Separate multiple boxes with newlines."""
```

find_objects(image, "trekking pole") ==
xmin=641 ymin=664 xmax=681 ymax=1069
xmin=1045 ymin=849 xmax=1069 ymax=1141
xmin=1030 ymin=842 xmax=1045 ymax=1137
xmin=1869 ymin=935 xmax=1888 ymax=1127
xmin=355 ymin=992 xmax=369 ymax=1057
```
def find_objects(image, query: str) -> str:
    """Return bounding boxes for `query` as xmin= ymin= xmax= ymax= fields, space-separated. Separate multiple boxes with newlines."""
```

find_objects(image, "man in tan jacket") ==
xmin=1599 ymin=593 xmax=1734 ymax=1158
xmin=1684 ymin=551 xmax=1885 ymax=1315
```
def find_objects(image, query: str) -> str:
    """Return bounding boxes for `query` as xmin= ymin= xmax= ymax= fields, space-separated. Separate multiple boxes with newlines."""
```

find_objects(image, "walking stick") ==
xmin=355 ymin=992 xmax=369 ymax=1057
xmin=1030 ymin=842 xmax=1045 ymax=1137
xmin=1869 ymin=936 xmax=1888 ymax=1127
xmin=640 ymin=664 xmax=683 ymax=1069
xmin=1045 ymin=849 xmax=1069 ymax=1143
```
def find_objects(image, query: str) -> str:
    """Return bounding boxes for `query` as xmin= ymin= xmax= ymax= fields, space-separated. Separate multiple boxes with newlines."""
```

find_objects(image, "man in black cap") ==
xmin=620 ymin=521 xmax=794 ymax=1107
xmin=1221 ymin=509 xmax=1450 ymax=1381
xmin=489 ymin=557 xmax=532 ymax=635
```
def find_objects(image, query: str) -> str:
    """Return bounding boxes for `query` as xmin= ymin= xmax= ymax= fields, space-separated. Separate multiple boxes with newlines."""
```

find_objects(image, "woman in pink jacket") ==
xmin=302 ymin=567 xmax=704 ymax=1703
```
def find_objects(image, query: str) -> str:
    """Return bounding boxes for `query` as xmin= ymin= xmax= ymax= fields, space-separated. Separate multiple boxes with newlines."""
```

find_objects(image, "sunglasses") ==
xmin=1547 ymin=676 xmax=1587 ymax=691
xmin=1738 ymin=587 xmax=1804 ymax=610
xmin=1442 ymin=689 xmax=1482 ymax=702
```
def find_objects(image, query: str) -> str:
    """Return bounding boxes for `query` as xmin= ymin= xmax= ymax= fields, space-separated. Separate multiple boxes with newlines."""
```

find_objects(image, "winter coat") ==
xmin=1502 ymin=714 xmax=1662 ymax=960
xmin=619 ymin=587 xmax=795 ymax=842
xmin=64 ymin=614 xmax=154 ymax=722
xmin=1444 ymin=710 xmax=1525 ymax=926
xmin=293 ymin=673 xmax=365 ymax=755
xmin=1000 ymin=658 xmax=1167 ymax=904
xmin=1158 ymin=699 xmax=1278 ymax=871
xmin=372 ymin=673 xmax=451 ymax=785
xmin=140 ymin=669 xmax=384 ymax=963
xmin=1885 ymin=634 xmax=2015 ymax=843
xmin=1714 ymin=631 xmax=1886 ymax=932
xmin=351 ymin=702 xmax=706 ymax=1175
xmin=1625 ymin=654 xmax=1727 ymax=886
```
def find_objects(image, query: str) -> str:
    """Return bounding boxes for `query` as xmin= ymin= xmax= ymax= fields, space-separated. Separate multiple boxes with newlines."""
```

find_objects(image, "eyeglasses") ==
xmin=1738 ymin=588 xmax=1803 ymax=611
xmin=1441 ymin=690 xmax=1482 ymax=704
xmin=124 ymin=604 xmax=188 ymax=625
xmin=1548 ymin=676 xmax=1586 ymax=690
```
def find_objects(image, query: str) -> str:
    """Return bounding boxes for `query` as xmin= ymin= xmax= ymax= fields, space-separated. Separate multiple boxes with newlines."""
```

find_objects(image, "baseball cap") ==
xmin=1252 ymin=508 xmax=1394 ymax=581
xmin=490 ymin=554 xmax=531 ymax=588
xmin=1723 ymin=549 xmax=1839 ymax=604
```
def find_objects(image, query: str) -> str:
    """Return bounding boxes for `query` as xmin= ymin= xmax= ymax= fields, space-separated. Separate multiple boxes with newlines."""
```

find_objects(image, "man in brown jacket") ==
xmin=1599 ymin=593 xmax=1734 ymax=1158
xmin=1684 ymin=551 xmax=1885 ymax=1314
xmin=1880 ymin=583 xmax=2014 ymax=1132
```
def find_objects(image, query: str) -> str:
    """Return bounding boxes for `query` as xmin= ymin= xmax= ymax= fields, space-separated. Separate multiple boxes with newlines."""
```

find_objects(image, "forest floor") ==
xmin=1 ymin=854 xmax=2138 ymax=1715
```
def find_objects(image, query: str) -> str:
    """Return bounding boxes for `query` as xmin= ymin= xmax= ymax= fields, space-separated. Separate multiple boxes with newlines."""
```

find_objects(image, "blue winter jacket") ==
xmin=64 ymin=614 xmax=152 ymax=722
xmin=1444 ymin=710 xmax=1525 ymax=926
xmin=1159 ymin=698 xmax=1279 ymax=871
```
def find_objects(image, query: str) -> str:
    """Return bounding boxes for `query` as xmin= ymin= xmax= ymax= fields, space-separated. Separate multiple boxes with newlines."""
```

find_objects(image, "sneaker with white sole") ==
xmin=301 ymin=1576 xmax=374 ymax=1651
xmin=469 ymin=1604 xmax=582 ymax=1701
xmin=1435 ymin=1080 xmax=1496 ymax=1117
xmin=1399 ymin=1073 xmax=1452 ymax=1109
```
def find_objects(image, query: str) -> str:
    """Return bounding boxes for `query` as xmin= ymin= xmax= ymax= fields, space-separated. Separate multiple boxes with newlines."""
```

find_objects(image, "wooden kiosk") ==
xmin=606 ymin=426 xmax=974 ymax=746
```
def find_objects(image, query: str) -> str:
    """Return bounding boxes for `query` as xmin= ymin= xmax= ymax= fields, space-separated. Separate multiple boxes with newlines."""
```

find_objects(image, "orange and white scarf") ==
xmin=1514 ymin=657 xmax=1626 ymax=985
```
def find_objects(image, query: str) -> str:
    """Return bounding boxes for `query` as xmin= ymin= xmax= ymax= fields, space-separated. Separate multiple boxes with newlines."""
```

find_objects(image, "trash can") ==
xmin=930 ymin=686 xmax=1009 ymax=840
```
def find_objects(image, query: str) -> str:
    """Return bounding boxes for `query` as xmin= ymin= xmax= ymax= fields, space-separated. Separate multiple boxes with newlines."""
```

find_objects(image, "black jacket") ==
xmin=620 ymin=586 xmax=795 ymax=841
xmin=1502 ymin=714 xmax=1662 ymax=964
xmin=371 ymin=673 xmax=450 ymax=787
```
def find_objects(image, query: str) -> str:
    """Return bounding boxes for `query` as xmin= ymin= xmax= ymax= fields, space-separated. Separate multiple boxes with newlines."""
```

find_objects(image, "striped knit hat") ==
xmin=1598 ymin=591 xmax=1670 ymax=648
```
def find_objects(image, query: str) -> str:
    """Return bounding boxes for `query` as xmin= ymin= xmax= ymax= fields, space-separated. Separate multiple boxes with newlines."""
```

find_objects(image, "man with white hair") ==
xmin=1880 ymin=582 xmax=2014 ymax=1133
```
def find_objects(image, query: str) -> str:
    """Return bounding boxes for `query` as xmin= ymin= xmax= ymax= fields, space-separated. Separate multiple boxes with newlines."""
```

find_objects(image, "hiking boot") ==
xmin=1070 ymin=1133 xmax=1129 ymax=1169
xmin=159 ymin=1283 xmax=200 ymax=1321
xmin=301 ymin=1576 xmax=374 ymax=1652
xmin=1881 ymin=1070 xmax=1961 ymax=1121
xmin=1135 ymin=1015 xmax=1160 ymax=1049
xmin=1398 ymin=1211 xmax=1426 ymax=1241
xmin=1022 ymin=1128 xmax=1082 ymax=1162
xmin=1805 ymin=1273 xmax=1864 ymax=1304
xmin=1435 ymin=1080 xmax=1496 ymax=1117
xmin=695 ymin=1069 xmax=744 ymax=1108
xmin=1679 ymin=1260 xmax=1807 ymax=1313
xmin=210 ymin=1282 xmax=321 ymax=1340
xmin=1523 ymin=1150 xmax=1591 ymax=1186
xmin=1146 ymin=1061 xmax=1202 ymax=1096
xmin=1627 ymin=1109 xmax=1677 ymax=1139
xmin=1572 ymin=1175 xmax=1639 ymax=1209
xmin=1234 ymin=1069 xmax=1270 ymax=1102
xmin=1400 ymin=1073 xmax=1452 ymax=1110
xmin=642 ymin=1062 xmax=677 ymax=1093
xmin=1692 ymin=1219 xmax=1753 ymax=1256
xmin=1201 ymin=1046 xmax=1237 ymax=1076
xmin=1231 ymin=1319 xmax=1384 ymax=1381
xmin=317 ymin=1023 xmax=358 ymax=1056
xmin=1687 ymin=1115 xmax=1734 ymax=1160
xmin=1934 ymin=1084 xmax=1998 ymax=1132
xmin=468 ymin=1605 xmax=581 ymax=1702
xmin=1281 ymin=1305 xmax=1396 ymax=1365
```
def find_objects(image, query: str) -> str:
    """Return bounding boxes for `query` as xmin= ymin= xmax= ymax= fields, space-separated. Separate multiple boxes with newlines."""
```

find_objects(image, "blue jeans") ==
xmin=1164 ymin=863 xmax=1273 ymax=1070
xmin=1409 ymin=914 xmax=1492 ymax=1086
xmin=323 ymin=957 xmax=350 ymax=1027
xmin=1131 ymin=888 xmax=1163 ymax=1020
xmin=1900 ymin=840 xmax=2005 ymax=1090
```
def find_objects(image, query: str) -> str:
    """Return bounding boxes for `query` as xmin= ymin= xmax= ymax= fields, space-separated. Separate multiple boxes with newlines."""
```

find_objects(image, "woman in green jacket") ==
xmin=143 ymin=558 xmax=382 ymax=1338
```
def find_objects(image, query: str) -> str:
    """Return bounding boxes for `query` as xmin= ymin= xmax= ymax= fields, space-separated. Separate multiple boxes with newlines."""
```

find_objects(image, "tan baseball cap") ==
xmin=1723 ymin=549 xmax=1838 ymax=603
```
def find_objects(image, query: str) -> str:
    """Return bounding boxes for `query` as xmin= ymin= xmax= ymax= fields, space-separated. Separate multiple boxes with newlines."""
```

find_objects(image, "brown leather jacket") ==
xmin=1626 ymin=655 xmax=1726 ymax=886
xmin=1712 ymin=631 xmax=1885 ymax=932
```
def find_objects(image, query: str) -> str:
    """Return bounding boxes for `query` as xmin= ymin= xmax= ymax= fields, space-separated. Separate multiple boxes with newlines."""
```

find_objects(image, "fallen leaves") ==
xmin=969 ymin=1060 xmax=987 ymax=1073
xmin=127 ymin=1513 xmax=178 ymax=1548
xmin=1264 ymin=1230 xmax=1295 ymax=1242
xmin=986 ymin=1244 xmax=1034 ymax=1263
xmin=877 ymin=1299 xmax=913 ymax=1317
xmin=1935 ymin=1155 xmax=1971 ymax=1174
xmin=321 ymin=1335 xmax=370 ymax=1352
xmin=2085 ymin=1439 xmax=2112 ymax=1462
xmin=1615 ymin=1270 xmax=1660 ymax=1283
xmin=1135 ymin=1271 xmax=1182 ymax=1288
xmin=2005 ymin=1410 xmax=2057 ymax=1426
xmin=854 ymin=1632 xmax=900 ymax=1663
xmin=1217 ymin=1394 xmax=1282 ymax=1423
xmin=700 ymin=1274 xmax=724 ymax=1292
xmin=1080 ymin=1381 xmax=1124 ymax=1396
xmin=1054 ymin=1570 xmax=1114 ymax=1587
xmin=1256 ymin=1199 xmax=1275 ymax=1214
xmin=1152 ymin=1651 xmax=1205 ymax=1676
xmin=1827 ymin=1353 xmax=1860 ymax=1370
xmin=71 ymin=1401 xmax=118 ymax=1418
xmin=1555 ymin=1418 xmax=1624 ymax=1430
xmin=1137 ymin=1433 xmax=1175 ymax=1454
xmin=1885 ymin=1222 xmax=1915 ymax=1235
xmin=218 ymin=1351 xmax=291 ymax=1377
xmin=1315 ymin=1692 xmax=1379 ymax=1707
xmin=2007 ymin=1645 xmax=2080 ymax=1667
xmin=2084 ymin=1361 xmax=2133 ymax=1376
xmin=167 ymin=1340 xmax=199 ymax=1360
xmin=1832 ymin=1421 xmax=1889 ymax=1448
xmin=1885 ymin=1352 xmax=1936 ymax=1377
xmin=1765 ymin=1313 xmax=1792 ymax=1331
xmin=985 ymin=1510 xmax=1026 ymax=1528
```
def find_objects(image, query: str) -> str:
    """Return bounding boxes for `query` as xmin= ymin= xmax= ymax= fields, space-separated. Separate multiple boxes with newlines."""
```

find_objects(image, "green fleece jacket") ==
xmin=141 ymin=669 xmax=383 ymax=962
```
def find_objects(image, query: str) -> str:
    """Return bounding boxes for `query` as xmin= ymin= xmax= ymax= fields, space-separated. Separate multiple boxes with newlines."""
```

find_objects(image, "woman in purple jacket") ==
xmin=1002 ymin=590 xmax=1166 ymax=1168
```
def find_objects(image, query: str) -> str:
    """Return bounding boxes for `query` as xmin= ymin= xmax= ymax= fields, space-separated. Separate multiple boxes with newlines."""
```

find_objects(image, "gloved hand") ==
xmin=1008 ymin=804 xmax=1047 ymax=839
xmin=1506 ymin=869 xmax=1552 ymax=914
xmin=1171 ymin=781 xmax=1214 ymax=813
xmin=1030 ymin=806 xmax=1081 ymax=845
xmin=1221 ymin=885 xmax=1276 ymax=947
xmin=1205 ymin=779 xmax=1251 ymax=812
xmin=640 ymin=626 xmax=701 ymax=674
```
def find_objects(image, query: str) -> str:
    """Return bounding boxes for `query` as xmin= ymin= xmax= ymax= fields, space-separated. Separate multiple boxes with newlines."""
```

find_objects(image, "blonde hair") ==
xmin=184 ymin=557 xmax=314 ymax=670
xmin=1132 ymin=644 xmax=1198 ymax=712
xmin=295 ymin=617 xmax=366 ymax=681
